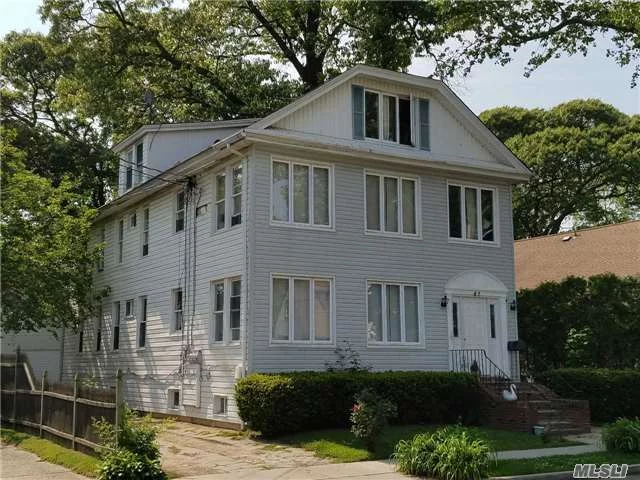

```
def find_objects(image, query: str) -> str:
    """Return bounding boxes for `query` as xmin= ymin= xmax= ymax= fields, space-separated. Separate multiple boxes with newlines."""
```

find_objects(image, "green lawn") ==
xmin=275 ymin=425 xmax=584 ymax=462
xmin=0 ymin=427 xmax=100 ymax=477
xmin=492 ymin=451 xmax=640 ymax=476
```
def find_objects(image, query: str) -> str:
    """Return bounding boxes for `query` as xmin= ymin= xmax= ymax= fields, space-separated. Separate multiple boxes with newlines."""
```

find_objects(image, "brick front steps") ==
xmin=480 ymin=381 xmax=591 ymax=435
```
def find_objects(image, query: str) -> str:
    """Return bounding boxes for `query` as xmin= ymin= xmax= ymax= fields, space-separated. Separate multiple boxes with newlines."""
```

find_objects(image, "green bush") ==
xmin=235 ymin=371 xmax=482 ymax=437
xmin=98 ymin=448 xmax=166 ymax=480
xmin=393 ymin=426 xmax=492 ymax=480
xmin=350 ymin=389 xmax=397 ymax=451
xmin=603 ymin=418 xmax=640 ymax=453
xmin=537 ymin=368 xmax=640 ymax=423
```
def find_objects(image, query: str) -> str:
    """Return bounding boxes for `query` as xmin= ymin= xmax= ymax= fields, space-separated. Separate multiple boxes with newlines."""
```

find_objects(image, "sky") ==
xmin=2 ymin=0 xmax=638 ymax=116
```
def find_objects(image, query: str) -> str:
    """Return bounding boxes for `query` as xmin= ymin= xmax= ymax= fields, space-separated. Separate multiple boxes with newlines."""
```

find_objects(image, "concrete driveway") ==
xmin=0 ymin=444 xmax=86 ymax=480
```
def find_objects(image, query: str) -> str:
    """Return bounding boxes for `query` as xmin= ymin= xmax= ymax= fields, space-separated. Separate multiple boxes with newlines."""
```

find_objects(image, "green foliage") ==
xmin=324 ymin=340 xmax=372 ymax=372
xmin=94 ymin=407 xmax=166 ymax=480
xmin=393 ymin=427 xmax=492 ymax=480
xmin=235 ymin=371 xmax=482 ymax=437
xmin=98 ymin=448 xmax=166 ymax=480
xmin=350 ymin=389 xmax=397 ymax=451
xmin=603 ymin=418 xmax=640 ymax=453
xmin=518 ymin=274 xmax=640 ymax=372
xmin=537 ymin=369 xmax=640 ymax=423
xmin=0 ymin=126 xmax=98 ymax=333
xmin=482 ymin=100 xmax=639 ymax=238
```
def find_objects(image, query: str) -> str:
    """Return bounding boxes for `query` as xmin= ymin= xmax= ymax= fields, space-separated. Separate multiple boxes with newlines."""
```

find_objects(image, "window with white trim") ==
xmin=213 ymin=395 xmax=228 ymax=415
xmin=367 ymin=281 xmax=421 ymax=344
xmin=113 ymin=301 xmax=121 ymax=350
xmin=272 ymin=159 xmax=332 ymax=228
xmin=210 ymin=278 xmax=242 ymax=343
xmin=364 ymin=90 xmax=412 ymax=145
xmin=168 ymin=388 xmax=180 ymax=409
xmin=130 ymin=212 xmax=137 ymax=229
xmin=448 ymin=184 xmax=496 ymax=243
xmin=365 ymin=172 xmax=418 ymax=235
xmin=213 ymin=164 xmax=242 ymax=232
xmin=138 ymin=296 xmax=147 ymax=348
xmin=271 ymin=276 xmax=332 ymax=344
xmin=142 ymin=208 xmax=149 ymax=256
xmin=117 ymin=219 xmax=124 ymax=263
xmin=97 ymin=226 xmax=105 ymax=272
xmin=125 ymin=150 xmax=133 ymax=190
xmin=175 ymin=191 xmax=185 ymax=232
xmin=135 ymin=142 xmax=144 ymax=185
xmin=125 ymin=299 xmax=134 ymax=318
xmin=172 ymin=288 xmax=183 ymax=332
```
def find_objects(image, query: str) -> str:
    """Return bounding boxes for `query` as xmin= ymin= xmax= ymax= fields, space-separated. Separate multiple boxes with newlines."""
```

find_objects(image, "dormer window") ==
xmin=135 ymin=142 xmax=144 ymax=184
xmin=353 ymin=85 xmax=429 ymax=150
xmin=125 ymin=150 xmax=133 ymax=190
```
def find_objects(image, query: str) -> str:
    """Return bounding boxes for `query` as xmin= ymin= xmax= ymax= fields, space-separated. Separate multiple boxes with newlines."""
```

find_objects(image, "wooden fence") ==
xmin=1 ymin=349 xmax=123 ymax=451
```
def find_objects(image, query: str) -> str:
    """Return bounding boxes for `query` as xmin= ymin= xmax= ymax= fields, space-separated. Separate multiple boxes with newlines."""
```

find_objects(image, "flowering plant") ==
xmin=350 ymin=389 xmax=397 ymax=451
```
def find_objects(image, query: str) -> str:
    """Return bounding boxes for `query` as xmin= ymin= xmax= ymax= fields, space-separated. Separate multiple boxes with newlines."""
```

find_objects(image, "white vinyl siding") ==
xmin=365 ymin=172 xmax=419 ymax=236
xmin=271 ymin=158 xmax=333 ymax=229
xmin=367 ymin=281 xmax=422 ymax=345
xmin=270 ymin=275 xmax=333 ymax=344
xmin=448 ymin=182 xmax=497 ymax=244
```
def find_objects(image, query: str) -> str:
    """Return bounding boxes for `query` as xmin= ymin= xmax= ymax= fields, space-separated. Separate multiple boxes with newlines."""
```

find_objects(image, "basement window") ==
xmin=168 ymin=388 xmax=180 ymax=409
xmin=213 ymin=395 xmax=228 ymax=415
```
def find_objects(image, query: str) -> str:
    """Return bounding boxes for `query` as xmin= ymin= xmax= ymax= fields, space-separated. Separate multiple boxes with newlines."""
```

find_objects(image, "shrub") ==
xmin=603 ymin=418 xmax=640 ymax=453
xmin=393 ymin=427 xmax=492 ymax=480
xmin=350 ymin=389 xmax=397 ymax=451
xmin=94 ymin=406 xmax=167 ymax=480
xmin=98 ymin=448 xmax=166 ymax=480
xmin=537 ymin=368 xmax=640 ymax=422
xmin=235 ymin=371 xmax=482 ymax=436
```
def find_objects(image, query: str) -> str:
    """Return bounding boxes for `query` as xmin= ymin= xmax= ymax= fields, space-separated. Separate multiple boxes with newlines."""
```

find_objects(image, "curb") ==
xmin=491 ymin=463 xmax=640 ymax=480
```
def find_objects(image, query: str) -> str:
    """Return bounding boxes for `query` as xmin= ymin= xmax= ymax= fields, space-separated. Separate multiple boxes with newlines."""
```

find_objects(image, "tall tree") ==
xmin=481 ymin=100 xmax=640 ymax=238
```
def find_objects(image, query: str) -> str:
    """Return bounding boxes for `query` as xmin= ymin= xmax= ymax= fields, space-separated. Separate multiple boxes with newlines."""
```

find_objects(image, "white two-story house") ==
xmin=61 ymin=66 xmax=531 ymax=426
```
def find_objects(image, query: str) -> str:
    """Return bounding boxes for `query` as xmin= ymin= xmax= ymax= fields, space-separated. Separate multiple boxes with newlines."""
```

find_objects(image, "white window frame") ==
xmin=364 ymin=170 xmax=420 ymax=238
xmin=175 ymin=190 xmax=185 ymax=233
xmin=269 ymin=274 xmax=335 ymax=346
xmin=446 ymin=181 xmax=499 ymax=247
xmin=117 ymin=218 xmax=124 ymax=264
xmin=270 ymin=156 xmax=334 ymax=230
xmin=167 ymin=388 xmax=181 ymax=409
xmin=141 ymin=207 xmax=150 ymax=257
xmin=363 ymin=89 xmax=412 ymax=145
xmin=366 ymin=280 xmax=423 ymax=347
xmin=97 ymin=226 xmax=105 ymax=272
xmin=209 ymin=277 xmax=242 ymax=345
xmin=212 ymin=162 xmax=243 ymax=233
xmin=213 ymin=394 xmax=228 ymax=416
xmin=125 ymin=299 xmax=134 ymax=319
xmin=113 ymin=301 xmax=121 ymax=351
xmin=129 ymin=211 xmax=137 ymax=229
xmin=137 ymin=296 xmax=147 ymax=350
xmin=135 ymin=142 xmax=144 ymax=185
xmin=124 ymin=150 xmax=133 ymax=191
xmin=171 ymin=288 xmax=183 ymax=334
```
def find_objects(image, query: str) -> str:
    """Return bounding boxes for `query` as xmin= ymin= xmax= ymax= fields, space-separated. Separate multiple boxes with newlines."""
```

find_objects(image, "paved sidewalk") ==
xmin=173 ymin=460 xmax=405 ymax=480
xmin=0 ymin=444 xmax=87 ymax=479
xmin=496 ymin=428 xmax=605 ymax=460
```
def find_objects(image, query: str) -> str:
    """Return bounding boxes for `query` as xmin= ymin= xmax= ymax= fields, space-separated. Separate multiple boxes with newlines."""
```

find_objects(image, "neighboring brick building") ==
xmin=515 ymin=220 xmax=640 ymax=290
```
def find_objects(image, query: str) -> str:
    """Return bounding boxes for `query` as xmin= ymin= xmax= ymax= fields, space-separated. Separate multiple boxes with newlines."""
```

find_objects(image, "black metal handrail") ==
xmin=450 ymin=348 xmax=511 ymax=385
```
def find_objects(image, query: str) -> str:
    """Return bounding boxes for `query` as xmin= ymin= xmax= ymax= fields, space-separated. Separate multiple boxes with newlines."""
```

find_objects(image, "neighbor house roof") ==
xmin=514 ymin=220 xmax=640 ymax=290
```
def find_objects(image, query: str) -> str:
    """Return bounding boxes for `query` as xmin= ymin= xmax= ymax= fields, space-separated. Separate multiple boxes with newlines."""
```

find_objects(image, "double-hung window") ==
xmin=125 ymin=150 xmax=133 ymax=190
xmin=365 ymin=172 xmax=418 ymax=235
xmin=113 ymin=302 xmax=120 ymax=350
xmin=138 ymin=296 xmax=147 ymax=348
xmin=448 ymin=183 xmax=496 ymax=243
xmin=97 ymin=226 xmax=105 ymax=272
xmin=214 ymin=164 xmax=242 ymax=232
xmin=135 ymin=142 xmax=144 ymax=185
xmin=271 ymin=275 xmax=332 ymax=344
xmin=175 ymin=191 xmax=185 ymax=232
xmin=367 ymin=281 xmax=421 ymax=345
xmin=172 ymin=288 xmax=183 ymax=332
xmin=271 ymin=159 xmax=332 ymax=228
xmin=117 ymin=219 xmax=124 ymax=263
xmin=125 ymin=299 xmax=134 ymax=318
xmin=142 ymin=208 xmax=149 ymax=256
xmin=210 ymin=278 xmax=242 ymax=343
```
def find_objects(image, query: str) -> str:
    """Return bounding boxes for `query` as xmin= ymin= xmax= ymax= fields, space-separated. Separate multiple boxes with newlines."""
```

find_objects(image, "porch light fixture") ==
xmin=510 ymin=299 xmax=517 ymax=311
xmin=440 ymin=295 xmax=449 ymax=308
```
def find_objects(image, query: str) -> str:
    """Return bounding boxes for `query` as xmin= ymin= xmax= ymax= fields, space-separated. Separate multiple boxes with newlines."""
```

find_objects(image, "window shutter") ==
xmin=419 ymin=98 xmax=430 ymax=151
xmin=352 ymin=85 xmax=364 ymax=140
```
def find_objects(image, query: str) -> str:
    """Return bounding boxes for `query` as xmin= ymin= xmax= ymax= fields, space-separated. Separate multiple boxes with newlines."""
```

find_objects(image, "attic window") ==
xmin=364 ymin=90 xmax=412 ymax=146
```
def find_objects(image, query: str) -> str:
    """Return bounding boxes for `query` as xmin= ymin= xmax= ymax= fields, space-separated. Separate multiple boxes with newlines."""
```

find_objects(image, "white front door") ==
xmin=450 ymin=296 xmax=507 ymax=374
